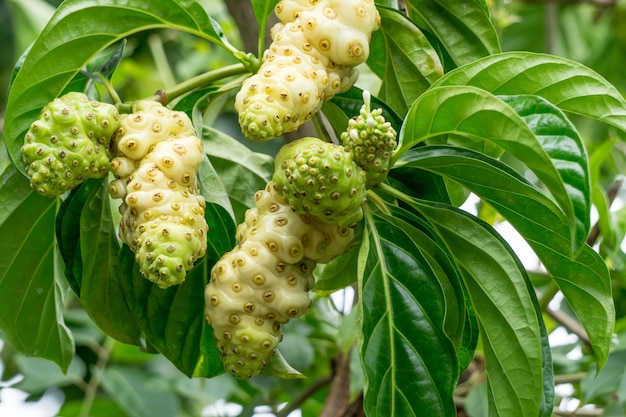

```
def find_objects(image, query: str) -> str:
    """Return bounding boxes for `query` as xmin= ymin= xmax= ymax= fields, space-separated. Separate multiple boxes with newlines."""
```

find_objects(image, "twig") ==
xmin=546 ymin=306 xmax=591 ymax=345
xmin=320 ymin=349 xmax=353 ymax=417
xmin=79 ymin=336 xmax=116 ymax=417
xmin=276 ymin=375 xmax=333 ymax=417
xmin=552 ymin=407 xmax=604 ymax=416
xmin=155 ymin=63 xmax=248 ymax=103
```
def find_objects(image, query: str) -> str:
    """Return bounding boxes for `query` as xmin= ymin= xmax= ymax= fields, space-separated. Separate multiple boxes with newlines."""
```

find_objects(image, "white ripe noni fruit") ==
xmin=235 ymin=0 xmax=380 ymax=142
xmin=109 ymin=101 xmax=208 ymax=288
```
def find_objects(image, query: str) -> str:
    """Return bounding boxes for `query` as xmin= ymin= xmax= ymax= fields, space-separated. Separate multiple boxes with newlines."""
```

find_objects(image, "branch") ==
xmin=546 ymin=306 xmax=591 ymax=345
xmin=320 ymin=349 xmax=353 ymax=417
xmin=276 ymin=375 xmax=332 ymax=417
xmin=79 ymin=337 xmax=116 ymax=417
xmin=552 ymin=407 xmax=604 ymax=416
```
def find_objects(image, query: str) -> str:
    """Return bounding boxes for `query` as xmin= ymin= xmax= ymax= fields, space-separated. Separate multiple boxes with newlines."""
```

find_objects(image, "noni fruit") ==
xmin=205 ymin=182 xmax=354 ymax=379
xmin=273 ymin=137 xmax=367 ymax=228
xmin=341 ymin=90 xmax=397 ymax=187
xmin=21 ymin=92 xmax=120 ymax=197
xmin=109 ymin=101 xmax=208 ymax=288
xmin=234 ymin=0 xmax=380 ymax=142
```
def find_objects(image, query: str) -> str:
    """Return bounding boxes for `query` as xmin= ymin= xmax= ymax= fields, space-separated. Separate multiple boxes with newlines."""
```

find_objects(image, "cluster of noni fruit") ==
xmin=21 ymin=94 xmax=208 ymax=289
xmin=235 ymin=0 xmax=380 ymax=141
xmin=108 ymin=101 xmax=208 ymax=288
xmin=204 ymin=0 xmax=396 ymax=379
xmin=20 ymin=0 xmax=393 ymax=381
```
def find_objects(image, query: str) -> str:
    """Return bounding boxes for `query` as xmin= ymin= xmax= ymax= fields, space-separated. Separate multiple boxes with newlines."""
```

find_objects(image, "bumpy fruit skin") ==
xmin=235 ymin=0 xmax=380 ymax=142
xmin=273 ymin=137 xmax=367 ymax=228
xmin=109 ymin=101 xmax=208 ymax=288
xmin=21 ymin=92 xmax=120 ymax=197
xmin=205 ymin=182 xmax=353 ymax=379
xmin=341 ymin=91 xmax=397 ymax=187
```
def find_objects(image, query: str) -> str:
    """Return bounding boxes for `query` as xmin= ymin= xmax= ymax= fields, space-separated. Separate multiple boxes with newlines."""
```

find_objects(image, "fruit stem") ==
xmin=154 ymin=63 xmax=248 ymax=103
xmin=97 ymin=73 xmax=122 ymax=105
xmin=367 ymin=189 xmax=391 ymax=215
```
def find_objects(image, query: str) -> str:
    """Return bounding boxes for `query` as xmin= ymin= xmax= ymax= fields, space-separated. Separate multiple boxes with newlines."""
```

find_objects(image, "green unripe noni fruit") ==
xmin=21 ymin=92 xmax=120 ymax=197
xmin=341 ymin=90 xmax=397 ymax=187
xmin=273 ymin=137 xmax=367 ymax=227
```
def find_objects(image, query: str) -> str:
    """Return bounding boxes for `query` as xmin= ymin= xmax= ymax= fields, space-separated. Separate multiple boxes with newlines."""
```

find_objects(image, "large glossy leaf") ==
xmin=432 ymin=51 xmax=626 ymax=134
xmin=79 ymin=179 xmax=143 ymax=345
xmin=118 ymin=246 xmax=224 ymax=378
xmin=409 ymin=200 xmax=544 ymax=417
xmin=399 ymin=85 xmax=583 ymax=254
xmin=377 ymin=206 xmax=465 ymax=351
xmin=0 ymin=166 xmax=74 ymax=371
xmin=398 ymin=146 xmax=613 ymax=368
xmin=499 ymin=94 xmax=590 ymax=251
xmin=4 ymin=0 xmax=231 ymax=171
xmin=55 ymin=178 xmax=142 ymax=346
xmin=405 ymin=0 xmax=500 ymax=70
xmin=359 ymin=210 xmax=458 ymax=417
xmin=375 ymin=7 xmax=443 ymax=116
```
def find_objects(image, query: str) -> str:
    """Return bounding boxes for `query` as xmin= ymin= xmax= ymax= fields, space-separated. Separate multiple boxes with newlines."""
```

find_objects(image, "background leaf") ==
xmin=0 ymin=165 xmax=74 ymax=371
xmin=101 ymin=365 xmax=181 ymax=417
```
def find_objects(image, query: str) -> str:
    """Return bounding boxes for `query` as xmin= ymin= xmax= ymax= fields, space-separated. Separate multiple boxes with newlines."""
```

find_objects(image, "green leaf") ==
xmin=398 ymin=145 xmax=569 ymax=256
xmin=412 ymin=201 xmax=543 ymax=417
xmin=202 ymin=126 xmax=274 ymax=220
xmin=101 ymin=365 xmax=181 ymax=417
xmin=56 ymin=184 xmax=90 ymax=295
xmin=377 ymin=206 xmax=466 ymax=355
xmin=79 ymin=179 xmax=143 ymax=345
xmin=432 ymin=51 xmax=626 ymax=134
xmin=251 ymin=0 xmax=279 ymax=25
xmin=56 ymin=179 xmax=142 ymax=346
xmin=397 ymin=146 xmax=613 ymax=368
xmin=251 ymin=0 xmax=280 ymax=57
xmin=0 ymin=165 xmax=74 ymax=371
xmin=399 ymin=85 xmax=582 ymax=254
xmin=314 ymin=241 xmax=361 ymax=295
xmin=544 ymin=245 xmax=614 ymax=369
xmin=198 ymin=159 xmax=238 ymax=260
xmin=4 ymin=0 xmax=230 ymax=171
xmin=405 ymin=0 xmax=500 ymax=70
xmin=375 ymin=7 xmax=443 ymax=116
xmin=499 ymin=94 xmax=590 ymax=252
xmin=262 ymin=348 xmax=306 ymax=379
xmin=118 ymin=247 xmax=223 ymax=378
xmin=359 ymin=210 xmax=458 ymax=417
